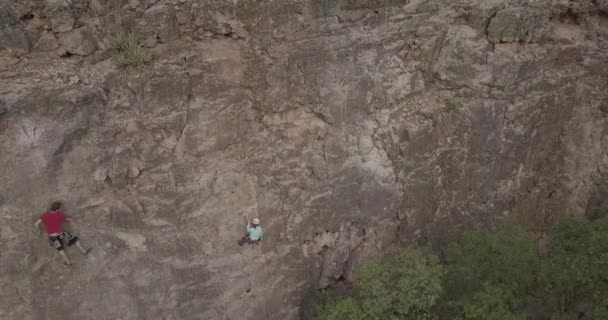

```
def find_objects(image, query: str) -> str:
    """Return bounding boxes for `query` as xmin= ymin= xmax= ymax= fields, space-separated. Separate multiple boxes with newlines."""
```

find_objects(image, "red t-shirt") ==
xmin=40 ymin=211 xmax=67 ymax=234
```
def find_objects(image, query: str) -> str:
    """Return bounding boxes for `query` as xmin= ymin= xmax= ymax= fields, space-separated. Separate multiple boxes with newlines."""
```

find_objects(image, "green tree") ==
xmin=309 ymin=249 xmax=443 ymax=320
xmin=356 ymin=249 xmax=444 ymax=320
xmin=443 ymin=226 xmax=540 ymax=317
xmin=314 ymin=296 xmax=366 ymax=320
xmin=543 ymin=214 xmax=608 ymax=317
xmin=309 ymin=212 xmax=608 ymax=320
xmin=463 ymin=284 xmax=525 ymax=320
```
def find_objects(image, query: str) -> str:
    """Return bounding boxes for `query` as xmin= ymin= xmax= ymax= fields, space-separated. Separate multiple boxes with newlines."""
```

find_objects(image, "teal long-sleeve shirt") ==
xmin=247 ymin=223 xmax=263 ymax=241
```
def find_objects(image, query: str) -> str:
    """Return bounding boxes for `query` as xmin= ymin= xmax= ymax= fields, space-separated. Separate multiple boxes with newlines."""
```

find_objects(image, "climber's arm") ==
xmin=64 ymin=215 xmax=80 ymax=228
xmin=244 ymin=216 xmax=251 ymax=231
xmin=34 ymin=219 xmax=43 ymax=235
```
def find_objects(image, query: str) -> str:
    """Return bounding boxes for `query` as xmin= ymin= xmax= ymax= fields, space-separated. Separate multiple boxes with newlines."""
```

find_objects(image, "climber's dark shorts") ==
xmin=49 ymin=232 xmax=78 ymax=251
xmin=238 ymin=234 xmax=261 ymax=246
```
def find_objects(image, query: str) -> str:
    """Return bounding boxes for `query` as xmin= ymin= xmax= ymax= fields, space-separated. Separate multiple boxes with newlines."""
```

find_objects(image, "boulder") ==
xmin=137 ymin=5 xmax=179 ymax=47
xmin=60 ymin=26 xmax=98 ymax=55
xmin=487 ymin=7 xmax=548 ymax=43
xmin=0 ymin=11 xmax=17 ymax=28
xmin=0 ymin=27 xmax=31 ymax=56
xmin=92 ymin=167 xmax=109 ymax=181
xmin=89 ymin=0 xmax=127 ymax=16
xmin=33 ymin=32 xmax=59 ymax=52
xmin=46 ymin=0 xmax=75 ymax=32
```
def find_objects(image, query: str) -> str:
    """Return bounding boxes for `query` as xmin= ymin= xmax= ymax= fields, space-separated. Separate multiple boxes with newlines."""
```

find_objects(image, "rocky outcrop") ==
xmin=46 ymin=0 xmax=75 ymax=33
xmin=59 ymin=26 xmax=98 ymax=55
xmin=0 ymin=26 xmax=31 ymax=55
xmin=139 ymin=5 xmax=179 ymax=47
xmin=487 ymin=7 xmax=548 ymax=43
xmin=1 ymin=0 xmax=608 ymax=319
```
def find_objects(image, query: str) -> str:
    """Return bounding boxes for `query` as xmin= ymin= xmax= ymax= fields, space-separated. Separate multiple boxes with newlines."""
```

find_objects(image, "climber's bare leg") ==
xmin=59 ymin=250 xmax=71 ymax=265
xmin=75 ymin=240 xmax=89 ymax=255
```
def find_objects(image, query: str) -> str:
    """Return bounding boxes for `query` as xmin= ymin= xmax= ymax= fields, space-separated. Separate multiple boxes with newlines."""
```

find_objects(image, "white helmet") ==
xmin=252 ymin=218 xmax=260 ymax=225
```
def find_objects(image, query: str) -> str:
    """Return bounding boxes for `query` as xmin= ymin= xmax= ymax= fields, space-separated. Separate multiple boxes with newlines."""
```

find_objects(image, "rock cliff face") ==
xmin=1 ymin=0 xmax=608 ymax=319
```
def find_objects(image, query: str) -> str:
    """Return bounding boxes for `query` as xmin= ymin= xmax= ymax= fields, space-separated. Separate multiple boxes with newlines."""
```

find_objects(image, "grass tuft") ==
xmin=111 ymin=33 xmax=152 ymax=70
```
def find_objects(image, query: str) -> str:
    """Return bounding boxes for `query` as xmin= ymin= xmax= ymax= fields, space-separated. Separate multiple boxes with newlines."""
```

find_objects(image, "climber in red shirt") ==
xmin=34 ymin=201 xmax=90 ymax=266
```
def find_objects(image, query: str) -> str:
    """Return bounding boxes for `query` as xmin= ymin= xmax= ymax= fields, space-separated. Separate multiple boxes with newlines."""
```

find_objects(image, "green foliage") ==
xmin=310 ymin=250 xmax=443 ymax=320
xmin=111 ymin=33 xmax=152 ymax=70
xmin=312 ymin=293 xmax=365 ymax=320
xmin=441 ymin=226 xmax=539 ymax=319
xmin=463 ymin=284 xmax=525 ymax=320
xmin=309 ymin=213 xmax=608 ymax=320
xmin=542 ymin=215 xmax=608 ymax=317
xmin=357 ymin=250 xmax=444 ymax=320
xmin=444 ymin=215 xmax=608 ymax=319
xmin=444 ymin=226 xmax=540 ymax=308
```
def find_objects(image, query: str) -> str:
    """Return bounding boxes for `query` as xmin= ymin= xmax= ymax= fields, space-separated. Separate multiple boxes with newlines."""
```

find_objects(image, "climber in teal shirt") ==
xmin=238 ymin=217 xmax=263 ymax=246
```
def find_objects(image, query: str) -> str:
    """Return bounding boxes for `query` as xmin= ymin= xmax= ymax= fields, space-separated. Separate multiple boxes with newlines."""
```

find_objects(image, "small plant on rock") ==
xmin=111 ymin=33 xmax=152 ymax=70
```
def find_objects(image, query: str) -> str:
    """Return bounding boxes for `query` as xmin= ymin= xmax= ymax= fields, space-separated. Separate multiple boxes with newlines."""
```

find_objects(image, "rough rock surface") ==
xmin=59 ymin=26 xmax=98 ymax=56
xmin=1 ymin=0 xmax=607 ymax=319
xmin=487 ymin=7 xmax=549 ymax=43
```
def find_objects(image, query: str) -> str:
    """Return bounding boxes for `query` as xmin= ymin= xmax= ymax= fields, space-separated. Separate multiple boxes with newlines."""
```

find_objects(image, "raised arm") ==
xmin=243 ymin=215 xmax=251 ymax=230
xmin=34 ymin=219 xmax=43 ymax=234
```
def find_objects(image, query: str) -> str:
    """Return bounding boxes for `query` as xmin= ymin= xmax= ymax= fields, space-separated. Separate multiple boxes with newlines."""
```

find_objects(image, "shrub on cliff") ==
xmin=443 ymin=213 xmax=608 ymax=319
xmin=541 ymin=213 xmax=608 ymax=318
xmin=461 ymin=284 xmax=524 ymax=320
xmin=111 ymin=33 xmax=152 ymax=70
xmin=310 ymin=213 xmax=608 ymax=319
xmin=441 ymin=226 xmax=539 ymax=319
xmin=357 ymin=250 xmax=444 ymax=320
xmin=310 ymin=292 xmax=365 ymax=320
xmin=311 ymin=249 xmax=443 ymax=320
